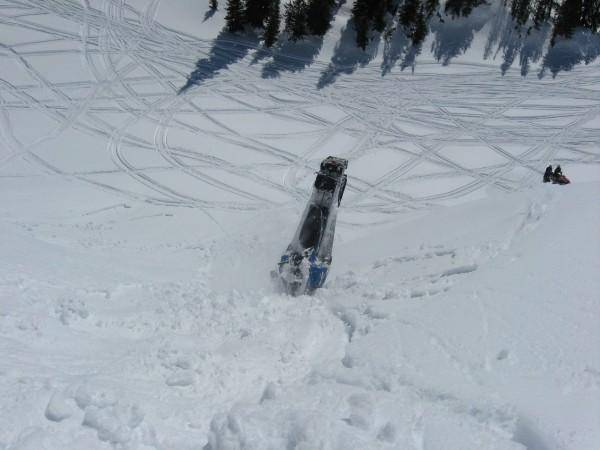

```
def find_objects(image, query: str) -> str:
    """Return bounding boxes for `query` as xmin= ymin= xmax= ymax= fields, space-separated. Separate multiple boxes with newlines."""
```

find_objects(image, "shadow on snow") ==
xmin=179 ymin=30 xmax=259 ymax=94
xmin=317 ymin=19 xmax=381 ymax=89
xmin=260 ymin=35 xmax=325 ymax=78
xmin=430 ymin=3 xmax=493 ymax=66
xmin=203 ymin=8 xmax=217 ymax=23
xmin=260 ymin=1 xmax=346 ymax=80
xmin=180 ymin=5 xmax=600 ymax=94
xmin=483 ymin=6 xmax=550 ymax=77
xmin=540 ymin=30 xmax=600 ymax=78
xmin=381 ymin=25 xmax=425 ymax=75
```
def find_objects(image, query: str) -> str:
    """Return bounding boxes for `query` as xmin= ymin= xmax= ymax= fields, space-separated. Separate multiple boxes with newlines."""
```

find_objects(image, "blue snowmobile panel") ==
xmin=275 ymin=156 xmax=348 ymax=296
xmin=307 ymin=256 xmax=329 ymax=291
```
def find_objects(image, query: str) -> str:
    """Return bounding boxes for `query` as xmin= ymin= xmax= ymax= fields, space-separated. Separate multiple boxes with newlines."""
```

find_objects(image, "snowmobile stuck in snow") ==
xmin=273 ymin=156 xmax=348 ymax=296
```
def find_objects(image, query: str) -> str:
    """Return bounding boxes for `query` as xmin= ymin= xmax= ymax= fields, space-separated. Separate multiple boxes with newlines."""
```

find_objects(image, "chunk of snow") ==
xmin=44 ymin=393 xmax=73 ymax=422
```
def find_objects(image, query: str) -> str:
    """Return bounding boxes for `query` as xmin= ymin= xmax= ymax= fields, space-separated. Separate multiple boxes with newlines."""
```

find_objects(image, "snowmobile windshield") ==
xmin=299 ymin=205 xmax=324 ymax=250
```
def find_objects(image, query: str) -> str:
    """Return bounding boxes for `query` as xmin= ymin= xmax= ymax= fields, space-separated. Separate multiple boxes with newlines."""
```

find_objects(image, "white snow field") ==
xmin=1 ymin=1 xmax=600 ymax=449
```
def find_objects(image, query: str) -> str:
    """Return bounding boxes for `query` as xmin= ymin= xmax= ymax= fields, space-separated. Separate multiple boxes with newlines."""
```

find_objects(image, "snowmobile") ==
xmin=273 ymin=156 xmax=348 ymax=296
xmin=552 ymin=174 xmax=570 ymax=185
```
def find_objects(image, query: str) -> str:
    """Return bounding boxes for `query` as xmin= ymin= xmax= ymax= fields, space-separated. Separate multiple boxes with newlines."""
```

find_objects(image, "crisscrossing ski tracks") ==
xmin=0 ymin=0 xmax=599 ymax=227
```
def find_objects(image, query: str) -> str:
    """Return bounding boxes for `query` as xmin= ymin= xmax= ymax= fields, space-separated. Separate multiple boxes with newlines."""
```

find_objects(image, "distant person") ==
xmin=552 ymin=165 xmax=570 ymax=185
xmin=553 ymin=165 xmax=562 ymax=178
xmin=543 ymin=165 xmax=553 ymax=183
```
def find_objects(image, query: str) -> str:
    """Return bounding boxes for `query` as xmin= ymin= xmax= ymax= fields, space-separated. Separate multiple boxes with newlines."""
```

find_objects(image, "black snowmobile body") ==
xmin=275 ymin=156 xmax=348 ymax=296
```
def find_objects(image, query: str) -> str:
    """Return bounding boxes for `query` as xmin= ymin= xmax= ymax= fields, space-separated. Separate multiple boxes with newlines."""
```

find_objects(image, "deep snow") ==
xmin=1 ymin=1 xmax=599 ymax=449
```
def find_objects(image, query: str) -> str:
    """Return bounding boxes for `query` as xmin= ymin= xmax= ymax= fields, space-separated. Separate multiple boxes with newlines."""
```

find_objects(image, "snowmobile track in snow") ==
xmin=1 ymin=0 xmax=599 ymax=227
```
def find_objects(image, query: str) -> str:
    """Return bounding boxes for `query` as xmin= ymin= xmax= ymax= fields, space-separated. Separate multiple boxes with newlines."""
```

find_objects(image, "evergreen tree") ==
xmin=533 ymin=0 xmax=553 ymax=28
xmin=582 ymin=0 xmax=600 ymax=32
xmin=245 ymin=0 xmax=271 ymax=28
xmin=412 ymin=6 xmax=428 ymax=44
xmin=399 ymin=0 xmax=437 ymax=45
xmin=226 ymin=0 xmax=246 ymax=32
xmin=372 ymin=0 xmax=388 ymax=32
xmin=351 ymin=0 xmax=372 ymax=49
xmin=264 ymin=0 xmax=281 ymax=47
xmin=306 ymin=0 xmax=336 ymax=36
xmin=423 ymin=0 xmax=440 ymax=17
xmin=285 ymin=0 xmax=308 ymax=40
xmin=399 ymin=0 xmax=420 ymax=30
xmin=210 ymin=0 xmax=218 ymax=10
xmin=510 ymin=0 xmax=531 ymax=26
xmin=444 ymin=0 xmax=485 ymax=18
xmin=399 ymin=0 xmax=426 ymax=44
xmin=351 ymin=0 xmax=394 ymax=49
xmin=552 ymin=0 xmax=582 ymax=43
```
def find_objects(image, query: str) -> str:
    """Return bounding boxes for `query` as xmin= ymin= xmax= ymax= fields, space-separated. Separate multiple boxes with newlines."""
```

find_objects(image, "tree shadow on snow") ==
xmin=381 ymin=23 xmax=430 ymax=75
xmin=381 ymin=27 xmax=410 ymax=75
xmin=179 ymin=8 xmax=599 ymax=94
xmin=261 ymin=35 xmax=326 ymax=78
xmin=430 ymin=3 xmax=493 ymax=65
xmin=260 ymin=1 xmax=346 ymax=79
xmin=317 ymin=19 xmax=381 ymax=89
xmin=484 ymin=6 xmax=549 ymax=76
xmin=539 ymin=30 xmax=600 ymax=78
xmin=203 ymin=8 xmax=217 ymax=23
xmin=179 ymin=29 xmax=259 ymax=94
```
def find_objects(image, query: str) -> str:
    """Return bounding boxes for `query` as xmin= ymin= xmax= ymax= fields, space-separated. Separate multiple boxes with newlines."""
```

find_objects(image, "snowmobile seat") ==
xmin=315 ymin=173 xmax=337 ymax=192
xmin=299 ymin=205 xmax=324 ymax=249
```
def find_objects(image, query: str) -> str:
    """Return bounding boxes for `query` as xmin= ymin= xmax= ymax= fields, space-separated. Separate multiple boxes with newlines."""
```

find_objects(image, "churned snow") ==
xmin=1 ymin=1 xmax=599 ymax=449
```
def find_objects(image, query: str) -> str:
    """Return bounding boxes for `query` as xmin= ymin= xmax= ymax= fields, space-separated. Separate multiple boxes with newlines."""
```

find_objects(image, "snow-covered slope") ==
xmin=1 ymin=1 xmax=599 ymax=449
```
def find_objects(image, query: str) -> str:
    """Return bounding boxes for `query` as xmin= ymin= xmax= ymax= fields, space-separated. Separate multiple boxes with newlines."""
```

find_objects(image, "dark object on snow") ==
xmin=553 ymin=165 xmax=563 ymax=178
xmin=543 ymin=165 xmax=553 ymax=183
xmin=552 ymin=165 xmax=570 ymax=184
xmin=273 ymin=156 xmax=348 ymax=296
xmin=544 ymin=164 xmax=570 ymax=185
xmin=553 ymin=174 xmax=571 ymax=185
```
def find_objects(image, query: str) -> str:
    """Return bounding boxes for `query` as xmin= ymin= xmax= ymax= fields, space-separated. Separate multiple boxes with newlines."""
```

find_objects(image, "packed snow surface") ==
xmin=1 ymin=1 xmax=599 ymax=449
